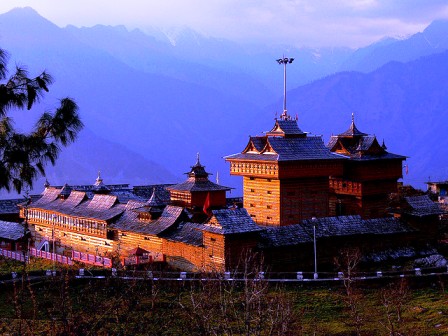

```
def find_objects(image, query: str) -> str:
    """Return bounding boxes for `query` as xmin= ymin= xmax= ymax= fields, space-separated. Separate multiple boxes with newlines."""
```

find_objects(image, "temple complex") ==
xmin=0 ymin=58 xmax=444 ymax=273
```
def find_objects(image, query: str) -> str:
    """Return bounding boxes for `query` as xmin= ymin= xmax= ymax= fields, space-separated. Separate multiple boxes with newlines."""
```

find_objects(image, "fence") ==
xmin=0 ymin=248 xmax=26 ymax=262
xmin=29 ymin=248 xmax=73 ymax=266
xmin=72 ymin=251 xmax=112 ymax=268
xmin=0 ymin=247 xmax=112 ymax=268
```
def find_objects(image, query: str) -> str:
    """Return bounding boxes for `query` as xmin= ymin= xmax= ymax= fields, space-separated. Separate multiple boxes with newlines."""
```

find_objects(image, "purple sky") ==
xmin=1 ymin=1 xmax=448 ymax=47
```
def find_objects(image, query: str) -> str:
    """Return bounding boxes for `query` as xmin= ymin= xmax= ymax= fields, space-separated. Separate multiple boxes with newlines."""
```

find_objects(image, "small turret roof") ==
xmin=327 ymin=114 xmax=406 ymax=161
xmin=168 ymin=154 xmax=231 ymax=192
xmin=266 ymin=116 xmax=305 ymax=138
xmin=186 ymin=153 xmax=209 ymax=178
xmin=338 ymin=113 xmax=368 ymax=137
xmin=93 ymin=171 xmax=111 ymax=193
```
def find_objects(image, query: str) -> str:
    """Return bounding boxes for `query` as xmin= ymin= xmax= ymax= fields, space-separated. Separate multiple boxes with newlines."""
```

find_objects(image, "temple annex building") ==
xmin=2 ymin=112 xmax=443 ymax=272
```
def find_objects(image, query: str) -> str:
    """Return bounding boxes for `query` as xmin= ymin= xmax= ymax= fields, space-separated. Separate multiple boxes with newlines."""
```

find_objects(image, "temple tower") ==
xmin=327 ymin=115 xmax=406 ymax=218
xmin=225 ymin=114 xmax=344 ymax=226
xmin=167 ymin=154 xmax=231 ymax=218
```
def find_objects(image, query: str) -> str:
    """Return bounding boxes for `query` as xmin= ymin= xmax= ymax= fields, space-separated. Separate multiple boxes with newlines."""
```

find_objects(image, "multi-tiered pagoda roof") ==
xmin=327 ymin=115 xmax=406 ymax=161
xmin=226 ymin=116 xmax=341 ymax=162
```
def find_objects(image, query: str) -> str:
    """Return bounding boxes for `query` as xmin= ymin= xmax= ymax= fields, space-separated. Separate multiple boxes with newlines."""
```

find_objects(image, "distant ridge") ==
xmin=0 ymin=7 xmax=448 ymax=195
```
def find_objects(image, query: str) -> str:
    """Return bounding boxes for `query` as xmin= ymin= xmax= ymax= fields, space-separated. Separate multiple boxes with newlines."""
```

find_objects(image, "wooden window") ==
xmin=250 ymin=177 xmax=255 ymax=180
xmin=266 ymin=205 xmax=272 ymax=209
xmin=267 ymin=190 xmax=272 ymax=194
xmin=210 ymin=238 xmax=216 ymax=242
xmin=249 ymin=204 xmax=255 ymax=207
xmin=250 ymin=214 xmax=256 ymax=218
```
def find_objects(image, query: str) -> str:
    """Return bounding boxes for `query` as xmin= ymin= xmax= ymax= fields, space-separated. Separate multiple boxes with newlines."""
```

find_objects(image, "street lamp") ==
xmin=312 ymin=217 xmax=318 ymax=279
xmin=52 ymin=214 xmax=57 ymax=275
xmin=276 ymin=56 xmax=294 ymax=117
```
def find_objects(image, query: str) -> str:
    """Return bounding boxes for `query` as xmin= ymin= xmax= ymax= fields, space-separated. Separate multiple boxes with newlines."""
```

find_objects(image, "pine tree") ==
xmin=0 ymin=48 xmax=83 ymax=193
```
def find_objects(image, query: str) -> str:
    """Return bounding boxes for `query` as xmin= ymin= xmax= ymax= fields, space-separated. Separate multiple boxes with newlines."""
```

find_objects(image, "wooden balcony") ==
xmin=329 ymin=178 xmax=362 ymax=196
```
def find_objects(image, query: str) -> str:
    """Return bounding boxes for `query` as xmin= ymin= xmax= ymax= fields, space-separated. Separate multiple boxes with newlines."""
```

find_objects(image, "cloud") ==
xmin=0 ymin=0 xmax=447 ymax=47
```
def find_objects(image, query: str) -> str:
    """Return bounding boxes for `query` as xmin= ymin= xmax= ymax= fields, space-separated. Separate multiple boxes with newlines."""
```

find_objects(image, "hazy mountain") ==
xmin=1 ymin=7 xmax=447 ymax=197
xmin=0 ymin=7 xmax=261 ymax=193
xmin=341 ymin=20 xmax=448 ymax=72
xmin=0 ymin=127 xmax=177 ymax=199
xmin=64 ymin=24 xmax=275 ymax=108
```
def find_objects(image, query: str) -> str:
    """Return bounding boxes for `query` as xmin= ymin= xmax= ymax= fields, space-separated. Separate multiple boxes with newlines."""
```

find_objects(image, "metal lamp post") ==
xmin=312 ymin=217 xmax=318 ymax=279
xmin=52 ymin=214 xmax=57 ymax=275
xmin=276 ymin=56 xmax=294 ymax=116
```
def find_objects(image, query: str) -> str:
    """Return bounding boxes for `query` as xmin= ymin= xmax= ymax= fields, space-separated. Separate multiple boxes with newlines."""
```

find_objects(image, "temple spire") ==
xmin=95 ymin=171 xmax=103 ymax=185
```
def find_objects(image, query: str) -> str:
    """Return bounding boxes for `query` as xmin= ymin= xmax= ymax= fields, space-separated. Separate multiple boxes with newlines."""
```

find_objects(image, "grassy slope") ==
xmin=0 ymin=258 xmax=447 ymax=335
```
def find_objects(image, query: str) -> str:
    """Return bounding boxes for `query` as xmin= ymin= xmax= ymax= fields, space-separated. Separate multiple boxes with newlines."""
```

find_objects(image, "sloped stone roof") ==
xmin=0 ymin=220 xmax=25 ymax=241
xmin=160 ymin=222 xmax=203 ymax=246
xmin=327 ymin=116 xmax=406 ymax=161
xmin=30 ymin=192 xmax=125 ymax=222
xmin=259 ymin=215 xmax=414 ymax=248
xmin=168 ymin=156 xmax=231 ymax=192
xmin=201 ymin=208 xmax=264 ymax=234
xmin=226 ymin=136 xmax=341 ymax=162
xmin=267 ymin=119 xmax=305 ymax=136
xmin=338 ymin=119 xmax=368 ymax=137
xmin=404 ymin=195 xmax=445 ymax=217
xmin=110 ymin=205 xmax=186 ymax=235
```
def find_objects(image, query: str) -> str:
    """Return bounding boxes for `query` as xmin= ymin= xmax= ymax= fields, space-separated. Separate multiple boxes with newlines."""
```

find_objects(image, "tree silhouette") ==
xmin=0 ymin=48 xmax=83 ymax=193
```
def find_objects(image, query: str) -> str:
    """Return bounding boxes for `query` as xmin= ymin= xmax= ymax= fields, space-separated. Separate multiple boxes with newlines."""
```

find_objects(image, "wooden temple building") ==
xmin=327 ymin=114 xmax=406 ymax=218
xmin=225 ymin=112 xmax=344 ymax=226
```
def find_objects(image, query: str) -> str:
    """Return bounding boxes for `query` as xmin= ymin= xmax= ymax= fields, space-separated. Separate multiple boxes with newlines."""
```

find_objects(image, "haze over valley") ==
xmin=1 ymin=7 xmax=448 ymax=197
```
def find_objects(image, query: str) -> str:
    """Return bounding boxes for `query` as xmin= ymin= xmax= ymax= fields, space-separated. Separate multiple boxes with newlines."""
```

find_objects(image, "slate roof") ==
xmin=338 ymin=119 xmax=368 ymax=137
xmin=250 ymin=137 xmax=267 ymax=152
xmin=259 ymin=215 xmax=414 ymax=249
xmin=34 ymin=187 xmax=61 ymax=206
xmin=132 ymin=185 xmax=172 ymax=203
xmin=168 ymin=156 xmax=231 ymax=192
xmin=145 ymin=188 xmax=167 ymax=208
xmin=226 ymin=136 xmax=342 ymax=162
xmin=269 ymin=137 xmax=340 ymax=161
xmin=267 ymin=119 xmax=305 ymax=136
xmin=300 ymin=215 xmax=413 ymax=238
xmin=0 ymin=220 xmax=25 ymax=241
xmin=110 ymin=205 xmax=185 ymax=235
xmin=167 ymin=179 xmax=231 ymax=192
xmin=30 ymin=192 xmax=125 ymax=222
xmin=201 ymin=208 xmax=264 ymax=234
xmin=404 ymin=195 xmax=445 ymax=217
xmin=258 ymin=225 xmax=311 ymax=248
xmin=327 ymin=116 xmax=406 ymax=162
xmin=0 ymin=199 xmax=25 ymax=215
xmin=160 ymin=222 xmax=203 ymax=246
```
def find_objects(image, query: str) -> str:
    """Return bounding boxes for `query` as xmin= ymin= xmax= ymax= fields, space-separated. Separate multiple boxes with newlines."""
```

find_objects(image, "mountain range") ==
xmin=0 ymin=7 xmax=447 ymax=198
